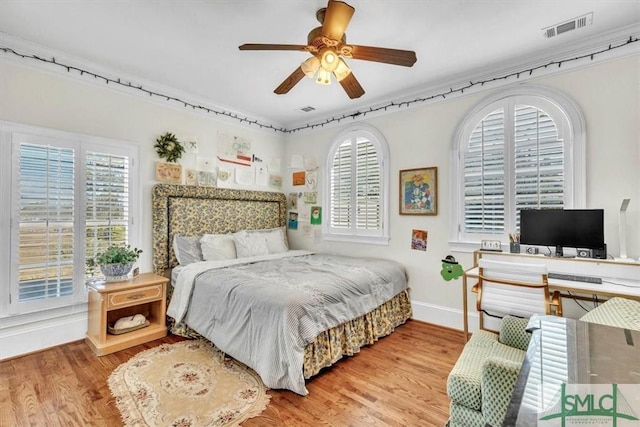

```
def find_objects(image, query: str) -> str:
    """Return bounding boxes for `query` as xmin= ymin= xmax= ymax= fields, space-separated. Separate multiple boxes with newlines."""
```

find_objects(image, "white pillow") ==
xmin=172 ymin=235 xmax=203 ymax=266
xmin=233 ymin=230 xmax=270 ymax=258
xmin=246 ymin=227 xmax=289 ymax=254
xmin=200 ymin=234 xmax=237 ymax=261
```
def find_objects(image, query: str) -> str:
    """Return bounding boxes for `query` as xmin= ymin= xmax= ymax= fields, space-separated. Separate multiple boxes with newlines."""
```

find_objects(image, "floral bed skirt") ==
xmin=167 ymin=289 xmax=412 ymax=379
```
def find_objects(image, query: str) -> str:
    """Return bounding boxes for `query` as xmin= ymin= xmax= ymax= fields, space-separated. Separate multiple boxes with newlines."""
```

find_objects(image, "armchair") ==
xmin=447 ymin=316 xmax=530 ymax=427
xmin=448 ymin=259 xmax=564 ymax=426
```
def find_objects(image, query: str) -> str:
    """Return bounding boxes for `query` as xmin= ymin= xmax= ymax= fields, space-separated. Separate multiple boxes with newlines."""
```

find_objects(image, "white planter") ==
xmin=100 ymin=262 xmax=134 ymax=282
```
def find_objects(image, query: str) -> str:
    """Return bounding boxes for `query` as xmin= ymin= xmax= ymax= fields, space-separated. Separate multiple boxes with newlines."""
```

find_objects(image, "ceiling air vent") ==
xmin=298 ymin=106 xmax=316 ymax=113
xmin=543 ymin=12 xmax=593 ymax=38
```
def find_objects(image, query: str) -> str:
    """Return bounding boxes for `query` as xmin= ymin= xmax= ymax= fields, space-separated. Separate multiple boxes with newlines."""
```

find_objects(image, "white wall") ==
xmin=0 ymin=60 xmax=285 ymax=272
xmin=283 ymin=54 xmax=640 ymax=329
xmin=0 ymin=53 xmax=638 ymax=358
xmin=0 ymin=60 xmax=285 ymax=358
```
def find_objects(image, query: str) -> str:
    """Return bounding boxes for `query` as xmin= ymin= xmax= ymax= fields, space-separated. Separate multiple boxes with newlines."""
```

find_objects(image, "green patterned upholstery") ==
xmin=447 ymin=319 xmax=527 ymax=426
xmin=449 ymin=401 xmax=484 ymax=427
xmin=499 ymin=315 xmax=531 ymax=351
xmin=481 ymin=357 xmax=522 ymax=426
xmin=580 ymin=297 xmax=640 ymax=331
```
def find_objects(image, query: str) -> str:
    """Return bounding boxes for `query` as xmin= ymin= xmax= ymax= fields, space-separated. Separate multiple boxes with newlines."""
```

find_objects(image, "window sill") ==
xmin=323 ymin=234 xmax=390 ymax=246
xmin=0 ymin=303 xmax=88 ymax=328
xmin=448 ymin=240 xmax=505 ymax=253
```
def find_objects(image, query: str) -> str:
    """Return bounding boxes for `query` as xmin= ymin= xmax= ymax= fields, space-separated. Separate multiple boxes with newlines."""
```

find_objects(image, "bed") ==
xmin=152 ymin=184 xmax=412 ymax=395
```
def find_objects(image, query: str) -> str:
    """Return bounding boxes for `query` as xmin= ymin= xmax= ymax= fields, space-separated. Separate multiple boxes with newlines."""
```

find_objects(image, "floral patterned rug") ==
xmin=108 ymin=340 xmax=270 ymax=426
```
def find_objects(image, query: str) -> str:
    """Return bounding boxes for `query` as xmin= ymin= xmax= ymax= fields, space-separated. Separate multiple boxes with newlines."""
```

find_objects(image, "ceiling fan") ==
xmin=238 ymin=0 xmax=417 ymax=99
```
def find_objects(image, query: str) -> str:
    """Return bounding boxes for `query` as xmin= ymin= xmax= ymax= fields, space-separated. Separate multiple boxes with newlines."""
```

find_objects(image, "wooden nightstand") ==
xmin=85 ymin=272 xmax=168 ymax=356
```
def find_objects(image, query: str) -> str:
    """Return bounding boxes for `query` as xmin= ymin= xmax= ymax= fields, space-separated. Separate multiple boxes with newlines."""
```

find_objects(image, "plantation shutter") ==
xmin=464 ymin=108 xmax=505 ymax=234
xmin=514 ymin=105 xmax=564 ymax=229
xmin=521 ymin=320 xmax=569 ymax=411
xmin=85 ymin=152 xmax=130 ymax=276
xmin=463 ymin=103 xmax=565 ymax=237
xmin=330 ymin=138 xmax=381 ymax=231
xmin=355 ymin=138 xmax=381 ymax=230
xmin=330 ymin=141 xmax=352 ymax=229
xmin=17 ymin=143 xmax=75 ymax=303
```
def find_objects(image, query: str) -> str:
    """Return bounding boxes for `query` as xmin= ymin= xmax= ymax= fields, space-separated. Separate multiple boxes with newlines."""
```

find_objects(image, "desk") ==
xmin=461 ymin=251 xmax=640 ymax=341
xmin=504 ymin=316 xmax=640 ymax=426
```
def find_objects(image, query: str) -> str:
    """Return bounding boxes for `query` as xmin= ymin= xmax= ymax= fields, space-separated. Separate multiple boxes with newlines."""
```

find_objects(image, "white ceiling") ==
xmin=0 ymin=1 xmax=638 ymax=129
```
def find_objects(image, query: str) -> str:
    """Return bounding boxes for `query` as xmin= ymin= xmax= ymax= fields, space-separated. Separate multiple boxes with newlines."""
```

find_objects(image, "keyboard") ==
xmin=548 ymin=272 xmax=602 ymax=284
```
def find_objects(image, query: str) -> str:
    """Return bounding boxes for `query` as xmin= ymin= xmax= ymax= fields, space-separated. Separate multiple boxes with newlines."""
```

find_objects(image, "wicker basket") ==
xmin=107 ymin=320 xmax=150 ymax=335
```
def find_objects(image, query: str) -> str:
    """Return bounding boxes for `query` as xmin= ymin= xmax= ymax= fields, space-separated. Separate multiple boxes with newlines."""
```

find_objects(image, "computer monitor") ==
xmin=520 ymin=209 xmax=605 ymax=258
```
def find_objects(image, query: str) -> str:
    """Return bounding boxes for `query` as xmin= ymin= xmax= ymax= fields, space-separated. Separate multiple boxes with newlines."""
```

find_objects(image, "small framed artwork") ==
xmin=399 ymin=167 xmax=437 ymax=215
xmin=155 ymin=161 xmax=182 ymax=184
xmin=411 ymin=229 xmax=428 ymax=251
xmin=310 ymin=206 xmax=322 ymax=225
xmin=288 ymin=211 xmax=298 ymax=230
xmin=185 ymin=169 xmax=197 ymax=186
xmin=292 ymin=171 xmax=306 ymax=186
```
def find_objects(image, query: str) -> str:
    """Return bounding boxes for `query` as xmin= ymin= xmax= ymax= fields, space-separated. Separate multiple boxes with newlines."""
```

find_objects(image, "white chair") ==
xmin=476 ymin=259 xmax=562 ymax=331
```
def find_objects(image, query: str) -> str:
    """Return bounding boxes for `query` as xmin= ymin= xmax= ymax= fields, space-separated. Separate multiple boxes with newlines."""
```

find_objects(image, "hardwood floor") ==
xmin=0 ymin=320 xmax=464 ymax=426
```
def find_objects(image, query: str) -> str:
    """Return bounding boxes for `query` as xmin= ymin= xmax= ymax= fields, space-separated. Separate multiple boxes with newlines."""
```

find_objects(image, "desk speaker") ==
xmin=577 ymin=245 xmax=607 ymax=259
xmin=593 ymin=245 xmax=607 ymax=260
xmin=577 ymin=249 xmax=592 ymax=258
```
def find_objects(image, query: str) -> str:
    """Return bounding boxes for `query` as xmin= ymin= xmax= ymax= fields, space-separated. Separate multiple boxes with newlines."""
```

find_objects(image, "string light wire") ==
xmin=1 ymin=35 xmax=638 ymax=134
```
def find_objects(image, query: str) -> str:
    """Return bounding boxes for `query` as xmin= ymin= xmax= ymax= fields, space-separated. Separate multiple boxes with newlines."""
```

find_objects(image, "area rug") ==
xmin=108 ymin=340 xmax=271 ymax=426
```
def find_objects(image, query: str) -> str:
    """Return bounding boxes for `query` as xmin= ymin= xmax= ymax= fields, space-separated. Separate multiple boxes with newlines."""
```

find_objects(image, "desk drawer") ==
xmin=107 ymin=285 xmax=163 ymax=309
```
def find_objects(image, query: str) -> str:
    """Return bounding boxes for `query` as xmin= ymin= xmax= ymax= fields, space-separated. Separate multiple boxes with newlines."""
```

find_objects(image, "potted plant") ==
xmin=91 ymin=245 xmax=143 ymax=282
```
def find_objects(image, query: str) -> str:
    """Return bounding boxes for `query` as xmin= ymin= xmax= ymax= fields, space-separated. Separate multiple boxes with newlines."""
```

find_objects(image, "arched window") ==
xmin=323 ymin=124 xmax=390 ymax=245
xmin=450 ymin=86 xmax=585 ymax=250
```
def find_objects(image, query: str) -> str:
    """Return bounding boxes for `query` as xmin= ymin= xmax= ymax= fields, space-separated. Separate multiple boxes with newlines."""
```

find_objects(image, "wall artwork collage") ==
xmin=288 ymin=155 xmax=321 ymax=239
xmin=155 ymin=132 xmax=283 ymax=189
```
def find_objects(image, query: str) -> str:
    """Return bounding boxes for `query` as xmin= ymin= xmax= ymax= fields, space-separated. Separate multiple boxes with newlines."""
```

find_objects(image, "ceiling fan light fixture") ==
xmin=333 ymin=58 xmax=351 ymax=81
xmin=239 ymin=0 xmax=416 ymax=97
xmin=316 ymin=68 xmax=332 ymax=85
xmin=301 ymin=56 xmax=320 ymax=78
xmin=319 ymin=47 xmax=339 ymax=72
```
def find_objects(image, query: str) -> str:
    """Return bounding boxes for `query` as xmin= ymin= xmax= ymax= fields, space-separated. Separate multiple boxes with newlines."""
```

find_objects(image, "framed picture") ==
xmin=155 ymin=161 xmax=182 ymax=184
xmin=292 ymin=171 xmax=306 ymax=186
xmin=399 ymin=167 xmax=437 ymax=215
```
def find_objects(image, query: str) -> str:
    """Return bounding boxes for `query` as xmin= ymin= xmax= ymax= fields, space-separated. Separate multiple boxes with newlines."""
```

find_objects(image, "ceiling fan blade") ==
xmin=239 ymin=44 xmax=308 ymax=51
xmin=274 ymin=66 xmax=306 ymax=94
xmin=321 ymin=0 xmax=355 ymax=41
xmin=348 ymin=45 xmax=417 ymax=67
xmin=339 ymin=72 xmax=365 ymax=99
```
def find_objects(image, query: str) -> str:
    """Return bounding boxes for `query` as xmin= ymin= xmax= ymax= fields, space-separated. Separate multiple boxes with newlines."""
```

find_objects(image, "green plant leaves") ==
xmin=94 ymin=245 xmax=142 ymax=265
xmin=155 ymin=132 xmax=185 ymax=163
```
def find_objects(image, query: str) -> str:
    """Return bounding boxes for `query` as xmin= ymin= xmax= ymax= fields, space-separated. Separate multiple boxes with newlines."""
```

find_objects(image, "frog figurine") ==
xmin=440 ymin=255 xmax=463 ymax=281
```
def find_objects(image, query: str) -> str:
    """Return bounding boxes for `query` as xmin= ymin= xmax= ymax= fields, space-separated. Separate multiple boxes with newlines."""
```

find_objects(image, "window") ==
xmin=2 ymin=123 xmax=139 ymax=316
xmin=16 ymin=142 xmax=76 ymax=307
xmin=451 ymin=86 xmax=585 ymax=249
xmin=85 ymin=151 xmax=130 ymax=268
xmin=323 ymin=124 xmax=390 ymax=244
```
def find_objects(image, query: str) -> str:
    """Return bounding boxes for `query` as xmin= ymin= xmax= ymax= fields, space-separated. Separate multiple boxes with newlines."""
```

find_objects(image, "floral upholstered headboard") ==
xmin=152 ymin=184 xmax=287 ymax=274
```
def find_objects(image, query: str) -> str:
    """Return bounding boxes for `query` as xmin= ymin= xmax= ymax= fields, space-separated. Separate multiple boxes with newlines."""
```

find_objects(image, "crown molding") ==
xmin=2 ymin=23 xmax=638 ymax=134
xmin=0 ymin=32 xmax=285 ymax=133
xmin=284 ymin=24 xmax=640 ymax=132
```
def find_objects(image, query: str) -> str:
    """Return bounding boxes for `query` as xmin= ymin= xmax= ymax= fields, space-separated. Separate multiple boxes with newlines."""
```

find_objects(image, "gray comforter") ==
xmin=169 ymin=251 xmax=408 ymax=395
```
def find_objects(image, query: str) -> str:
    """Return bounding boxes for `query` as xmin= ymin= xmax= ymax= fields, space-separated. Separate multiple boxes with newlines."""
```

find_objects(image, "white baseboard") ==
xmin=1 ymin=300 xmax=476 ymax=360
xmin=411 ymin=300 xmax=479 ymax=334
xmin=0 ymin=312 xmax=87 ymax=360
